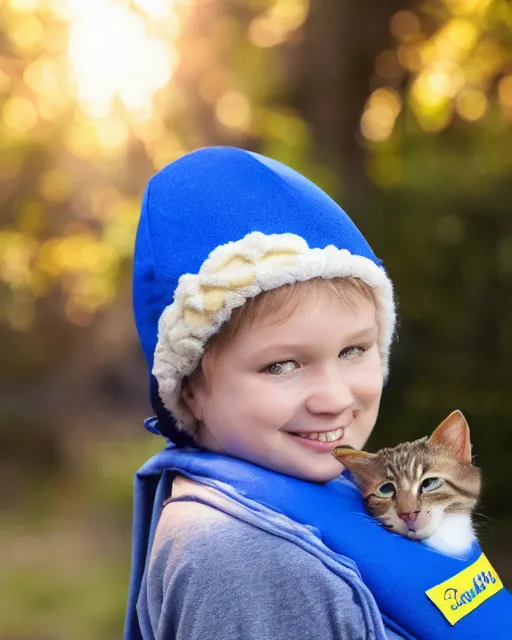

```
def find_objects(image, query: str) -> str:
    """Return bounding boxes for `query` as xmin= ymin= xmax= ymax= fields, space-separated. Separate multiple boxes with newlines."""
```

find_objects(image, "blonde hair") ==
xmin=190 ymin=276 xmax=377 ymax=386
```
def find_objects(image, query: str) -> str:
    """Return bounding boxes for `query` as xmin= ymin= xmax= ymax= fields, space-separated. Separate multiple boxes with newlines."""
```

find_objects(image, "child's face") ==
xmin=186 ymin=286 xmax=383 ymax=482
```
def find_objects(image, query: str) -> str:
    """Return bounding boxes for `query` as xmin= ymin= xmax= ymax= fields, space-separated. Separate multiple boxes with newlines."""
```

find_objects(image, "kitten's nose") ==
xmin=399 ymin=510 xmax=420 ymax=523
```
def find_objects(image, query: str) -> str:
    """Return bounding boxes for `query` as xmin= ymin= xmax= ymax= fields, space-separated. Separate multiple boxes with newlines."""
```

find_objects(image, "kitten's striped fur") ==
xmin=333 ymin=411 xmax=481 ymax=556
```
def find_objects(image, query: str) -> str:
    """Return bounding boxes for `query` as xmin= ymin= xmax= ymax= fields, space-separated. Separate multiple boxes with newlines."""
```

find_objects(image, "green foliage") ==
xmin=0 ymin=558 xmax=128 ymax=639
xmin=0 ymin=435 xmax=162 ymax=639
xmin=1 ymin=0 xmax=512 ymax=635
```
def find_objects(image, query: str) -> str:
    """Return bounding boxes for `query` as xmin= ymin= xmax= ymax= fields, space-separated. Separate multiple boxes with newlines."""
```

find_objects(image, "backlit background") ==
xmin=1 ymin=0 xmax=511 ymax=636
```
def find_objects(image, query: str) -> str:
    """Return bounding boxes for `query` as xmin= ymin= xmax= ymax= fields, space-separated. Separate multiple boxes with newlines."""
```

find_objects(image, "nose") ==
xmin=398 ymin=511 xmax=420 ymax=524
xmin=305 ymin=364 xmax=354 ymax=416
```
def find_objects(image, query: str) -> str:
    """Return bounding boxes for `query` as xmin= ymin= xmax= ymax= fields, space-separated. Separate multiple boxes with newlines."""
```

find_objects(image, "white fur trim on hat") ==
xmin=153 ymin=231 xmax=396 ymax=434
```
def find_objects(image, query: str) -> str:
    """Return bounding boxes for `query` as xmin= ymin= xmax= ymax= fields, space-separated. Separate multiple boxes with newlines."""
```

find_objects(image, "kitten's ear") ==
xmin=332 ymin=445 xmax=376 ymax=469
xmin=429 ymin=410 xmax=472 ymax=463
xmin=333 ymin=446 xmax=378 ymax=488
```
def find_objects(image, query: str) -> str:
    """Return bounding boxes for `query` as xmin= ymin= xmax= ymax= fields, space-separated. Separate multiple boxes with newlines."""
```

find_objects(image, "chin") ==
xmin=293 ymin=464 xmax=342 ymax=484
xmin=406 ymin=528 xmax=435 ymax=541
xmin=405 ymin=517 xmax=443 ymax=541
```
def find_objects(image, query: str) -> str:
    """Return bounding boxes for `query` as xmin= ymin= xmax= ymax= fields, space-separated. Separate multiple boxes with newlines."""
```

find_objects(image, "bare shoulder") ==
xmin=154 ymin=493 xmax=238 ymax=551
xmin=155 ymin=490 xmax=284 ymax=560
xmin=154 ymin=476 xmax=246 ymax=546
xmin=152 ymin=478 xmax=318 ymax=575
xmin=151 ymin=479 xmax=341 ymax=593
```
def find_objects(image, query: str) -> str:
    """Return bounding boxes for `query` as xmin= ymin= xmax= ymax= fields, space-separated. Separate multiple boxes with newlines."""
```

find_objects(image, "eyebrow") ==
xmin=251 ymin=324 xmax=379 ymax=359
xmin=339 ymin=325 xmax=379 ymax=343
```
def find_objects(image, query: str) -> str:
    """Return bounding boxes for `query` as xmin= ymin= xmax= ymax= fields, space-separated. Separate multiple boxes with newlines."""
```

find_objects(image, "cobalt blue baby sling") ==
xmin=124 ymin=439 xmax=512 ymax=640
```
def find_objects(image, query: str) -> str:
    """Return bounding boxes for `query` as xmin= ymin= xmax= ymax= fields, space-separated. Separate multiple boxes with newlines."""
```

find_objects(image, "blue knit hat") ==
xmin=133 ymin=146 xmax=396 ymax=438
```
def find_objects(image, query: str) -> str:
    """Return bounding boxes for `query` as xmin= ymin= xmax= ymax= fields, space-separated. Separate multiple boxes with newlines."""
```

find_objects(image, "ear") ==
xmin=332 ymin=446 xmax=377 ymax=487
xmin=181 ymin=376 xmax=204 ymax=422
xmin=429 ymin=410 xmax=472 ymax=464
xmin=332 ymin=445 xmax=376 ymax=469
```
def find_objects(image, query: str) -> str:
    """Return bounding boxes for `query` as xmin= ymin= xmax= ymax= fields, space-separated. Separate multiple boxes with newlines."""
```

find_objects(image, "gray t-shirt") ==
xmin=137 ymin=477 xmax=402 ymax=640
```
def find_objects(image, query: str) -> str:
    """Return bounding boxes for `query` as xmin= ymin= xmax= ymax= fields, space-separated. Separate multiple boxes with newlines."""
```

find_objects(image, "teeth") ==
xmin=327 ymin=429 xmax=341 ymax=442
xmin=297 ymin=427 xmax=344 ymax=442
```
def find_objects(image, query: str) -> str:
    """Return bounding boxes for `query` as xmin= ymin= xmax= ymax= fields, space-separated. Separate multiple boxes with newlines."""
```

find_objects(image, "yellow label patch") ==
xmin=426 ymin=553 xmax=503 ymax=625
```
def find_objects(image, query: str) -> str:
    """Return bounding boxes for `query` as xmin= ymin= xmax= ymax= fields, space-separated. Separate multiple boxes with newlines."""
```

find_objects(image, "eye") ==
xmin=265 ymin=361 xmax=299 ymax=375
xmin=421 ymin=477 xmax=442 ymax=492
xmin=375 ymin=482 xmax=396 ymax=498
xmin=339 ymin=345 xmax=366 ymax=360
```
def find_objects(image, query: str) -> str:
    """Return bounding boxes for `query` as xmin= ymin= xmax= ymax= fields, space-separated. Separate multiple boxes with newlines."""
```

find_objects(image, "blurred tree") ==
xmin=293 ymin=0 xmax=417 ymax=202
xmin=1 ymin=1 xmax=512 ymax=636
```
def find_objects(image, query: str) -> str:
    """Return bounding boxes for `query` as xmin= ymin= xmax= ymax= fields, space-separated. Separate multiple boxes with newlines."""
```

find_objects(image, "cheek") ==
xmin=420 ymin=492 xmax=452 ymax=515
xmin=206 ymin=376 xmax=294 ymax=430
xmin=366 ymin=498 xmax=409 ymax=533
xmin=243 ymin=377 xmax=304 ymax=418
xmin=361 ymin=369 xmax=384 ymax=403
xmin=351 ymin=369 xmax=382 ymax=438
xmin=427 ymin=505 xmax=446 ymax=525
xmin=350 ymin=354 xmax=384 ymax=405
xmin=365 ymin=496 xmax=392 ymax=518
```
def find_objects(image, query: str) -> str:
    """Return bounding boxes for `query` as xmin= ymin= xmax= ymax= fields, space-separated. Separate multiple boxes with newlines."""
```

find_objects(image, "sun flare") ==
xmin=59 ymin=0 xmax=186 ymax=119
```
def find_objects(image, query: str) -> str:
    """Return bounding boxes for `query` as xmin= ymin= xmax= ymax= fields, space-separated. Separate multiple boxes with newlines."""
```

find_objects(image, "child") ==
xmin=124 ymin=147 xmax=511 ymax=640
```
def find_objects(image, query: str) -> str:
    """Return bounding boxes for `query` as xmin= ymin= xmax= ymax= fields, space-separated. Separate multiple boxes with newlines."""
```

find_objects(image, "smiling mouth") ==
xmin=289 ymin=426 xmax=345 ymax=443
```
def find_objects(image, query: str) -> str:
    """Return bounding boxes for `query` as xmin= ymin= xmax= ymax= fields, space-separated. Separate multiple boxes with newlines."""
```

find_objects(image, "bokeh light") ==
xmin=215 ymin=90 xmax=252 ymax=131
xmin=0 ymin=0 xmax=194 ymax=329
xmin=360 ymin=87 xmax=402 ymax=143
xmin=66 ymin=0 xmax=178 ymax=118
xmin=248 ymin=0 xmax=309 ymax=48
xmin=368 ymin=0 xmax=510 ymax=141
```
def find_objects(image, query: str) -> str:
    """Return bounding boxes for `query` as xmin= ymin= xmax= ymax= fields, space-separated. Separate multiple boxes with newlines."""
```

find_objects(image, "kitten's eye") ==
xmin=265 ymin=361 xmax=299 ymax=375
xmin=421 ymin=477 xmax=442 ymax=492
xmin=375 ymin=482 xmax=396 ymax=498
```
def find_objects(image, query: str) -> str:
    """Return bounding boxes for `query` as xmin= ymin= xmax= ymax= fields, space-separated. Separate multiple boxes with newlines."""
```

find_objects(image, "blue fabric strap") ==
xmin=124 ymin=444 xmax=512 ymax=640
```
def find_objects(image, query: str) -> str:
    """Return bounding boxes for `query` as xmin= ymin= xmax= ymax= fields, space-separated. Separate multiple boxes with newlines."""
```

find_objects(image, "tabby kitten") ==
xmin=333 ymin=410 xmax=481 ymax=557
